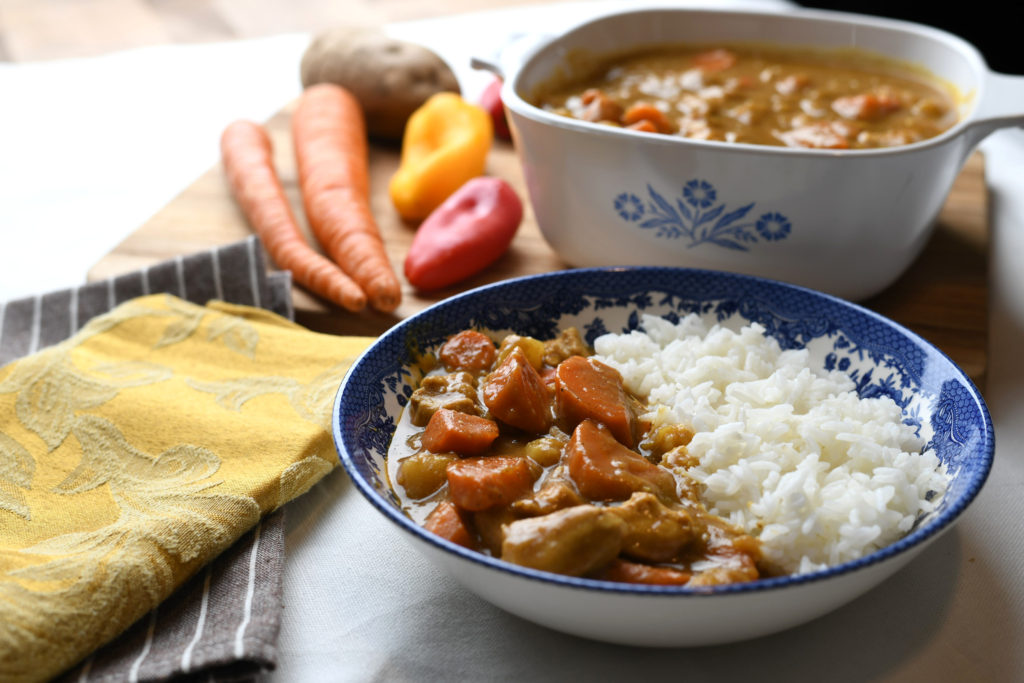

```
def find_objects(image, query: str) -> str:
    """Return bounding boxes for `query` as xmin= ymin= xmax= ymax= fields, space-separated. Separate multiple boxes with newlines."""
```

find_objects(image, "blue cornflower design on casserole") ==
xmin=615 ymin=180 xmax=792 ymax=251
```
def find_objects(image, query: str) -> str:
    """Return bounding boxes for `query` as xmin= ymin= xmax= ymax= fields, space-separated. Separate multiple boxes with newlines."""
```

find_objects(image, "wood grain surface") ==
xmin=88 ymin=98 xmax=990 ymax=382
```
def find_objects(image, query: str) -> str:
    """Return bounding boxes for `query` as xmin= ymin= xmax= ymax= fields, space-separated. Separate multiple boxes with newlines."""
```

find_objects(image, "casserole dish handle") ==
xmin=471 ymin=32 xmax=553 ymax=81
xmin=966 ymin=72 xmax=1024 ymax=145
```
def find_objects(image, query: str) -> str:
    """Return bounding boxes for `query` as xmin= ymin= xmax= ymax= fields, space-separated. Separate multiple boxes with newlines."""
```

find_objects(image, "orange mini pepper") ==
xmin=389 ymin=92 xmax=493 ymax=221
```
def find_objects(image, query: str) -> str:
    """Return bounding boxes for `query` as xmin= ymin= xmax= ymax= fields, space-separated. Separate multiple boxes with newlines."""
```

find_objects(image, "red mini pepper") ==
xmin=404 ymin=176 xmax=523 ymax=291
xmin=479 ymin=76 xmax=511 ymax=141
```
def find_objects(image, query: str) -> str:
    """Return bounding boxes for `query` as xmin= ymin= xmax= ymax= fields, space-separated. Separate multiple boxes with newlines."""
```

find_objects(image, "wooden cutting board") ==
xmin=88 ymin=101 xmax=989 ymax=384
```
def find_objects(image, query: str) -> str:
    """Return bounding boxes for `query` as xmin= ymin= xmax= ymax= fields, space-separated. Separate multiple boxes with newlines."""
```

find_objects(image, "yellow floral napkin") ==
xmin=0 ymin=293 xmax=373 ymax=681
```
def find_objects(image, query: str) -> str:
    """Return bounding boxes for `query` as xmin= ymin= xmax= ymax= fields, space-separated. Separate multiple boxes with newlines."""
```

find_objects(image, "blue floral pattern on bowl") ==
xmin=334 ymin=267 xmax=993 ymax=595
xmin=615 ymin=180 xmax=792 ymax=250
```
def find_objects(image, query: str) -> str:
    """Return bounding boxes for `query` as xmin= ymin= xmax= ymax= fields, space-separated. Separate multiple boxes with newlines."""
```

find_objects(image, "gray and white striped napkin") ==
xmin=1 ymin=237 xmax=292 ymax=682
xmin=0 ymin=237 xmax=292 ymax=368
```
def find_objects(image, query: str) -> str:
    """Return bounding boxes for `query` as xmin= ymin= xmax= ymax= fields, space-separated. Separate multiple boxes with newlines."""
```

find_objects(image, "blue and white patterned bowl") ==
xmin=333 ymin=268 xmax=993 ymax=646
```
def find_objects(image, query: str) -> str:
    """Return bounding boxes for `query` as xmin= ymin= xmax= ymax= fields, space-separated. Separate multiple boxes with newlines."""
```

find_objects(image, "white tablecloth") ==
xmin=2 ymin=2 xmax=1022 ymax=680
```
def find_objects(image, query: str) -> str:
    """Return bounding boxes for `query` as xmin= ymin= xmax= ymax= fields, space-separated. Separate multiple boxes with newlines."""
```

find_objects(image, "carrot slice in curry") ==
xmin=447 ymin=455 xmax=535 ymax=511
xmin=421 ymin=408 xmax=499 ymax=456
xmin=538 ymin=366 xmax=558 ymax=393
xmin=580 ymin=89 xmax=624 ymax=123
xmin=481 ymin=347 xmax=552 ymax=433
xmin=692 ymin=48 xmax=737 ymax=73
xmin=832 ymin=92 xmax=902 ymax=121
xmin=622 ymin=103 xmax=674 ymax=134
xmin=439 ymin=330 xmax=497 ymax=372
xmin=424 ymin=501 xmax=475 ymax=548
xmin=566 ymin=420 xmax=677 ymax=502
xmin=556 ymin=355 xmax=638 ymax=447
xmin=596 ymin=558 xmax=692 ymax=586
xmin=626 ymin=119 xmax=658 ymax=133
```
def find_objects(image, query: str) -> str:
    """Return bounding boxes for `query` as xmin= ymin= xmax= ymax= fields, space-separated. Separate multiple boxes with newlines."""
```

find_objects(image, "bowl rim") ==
xmin=334 ymin=266 xmax=994 ymax=597
xmin=499 ymin=5 xmax=991 ymax=158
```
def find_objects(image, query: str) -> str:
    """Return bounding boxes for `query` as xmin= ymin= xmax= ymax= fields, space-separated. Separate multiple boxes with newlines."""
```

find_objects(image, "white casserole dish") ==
xmin=476 ymin=7 xmax=1024 ymax=300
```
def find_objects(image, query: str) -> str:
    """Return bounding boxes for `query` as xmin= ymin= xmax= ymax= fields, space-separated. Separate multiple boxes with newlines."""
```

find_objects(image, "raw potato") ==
xmin=300 ymin=27 xmax=461 ymax=140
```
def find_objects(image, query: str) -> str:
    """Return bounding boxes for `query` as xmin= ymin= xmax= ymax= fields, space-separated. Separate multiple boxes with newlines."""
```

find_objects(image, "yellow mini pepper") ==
xmin=389 ymin=92 xmax=493 ymax=222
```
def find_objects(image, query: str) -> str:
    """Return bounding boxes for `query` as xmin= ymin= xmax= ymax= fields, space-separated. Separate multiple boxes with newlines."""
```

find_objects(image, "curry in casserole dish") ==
xmin=530 ymin=44 xmax=958 ymax=149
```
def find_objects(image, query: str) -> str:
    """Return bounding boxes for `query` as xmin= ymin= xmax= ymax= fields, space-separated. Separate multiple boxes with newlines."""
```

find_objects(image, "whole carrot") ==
xmin=220 ymin=120 xmax=367 ymax=312
xmin=292 ymin=83 xmax=402 ymax=313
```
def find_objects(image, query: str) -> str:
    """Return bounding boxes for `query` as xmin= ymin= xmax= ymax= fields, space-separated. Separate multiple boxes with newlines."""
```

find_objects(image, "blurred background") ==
xmin=0 ymin=0 xmax=546 ymax=61
xmin=803 ymin=2 xmax=1020 ymax=74
xmin=0 ymin=1 xmax=1018 ymax=73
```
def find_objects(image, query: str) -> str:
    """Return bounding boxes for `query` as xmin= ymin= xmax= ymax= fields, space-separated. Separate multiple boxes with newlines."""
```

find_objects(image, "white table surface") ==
xmin=2 ymin=2 xmax=1022 ymax=681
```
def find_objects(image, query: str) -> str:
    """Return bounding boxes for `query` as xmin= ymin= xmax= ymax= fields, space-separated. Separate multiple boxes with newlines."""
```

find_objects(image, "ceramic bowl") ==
xmin=333 ymin=268 xmax=993 ymax=647
xmin=476 ymin=7 xmax=1024 ymax=301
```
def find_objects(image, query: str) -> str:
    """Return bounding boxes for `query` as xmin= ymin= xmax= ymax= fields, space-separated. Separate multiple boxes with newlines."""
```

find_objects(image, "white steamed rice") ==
xmin=592 ymin=313 xmax=949 ymax=575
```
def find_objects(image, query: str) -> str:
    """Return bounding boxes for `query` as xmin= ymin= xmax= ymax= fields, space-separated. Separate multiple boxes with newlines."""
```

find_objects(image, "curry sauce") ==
xmin=531 ymin=44 xmax=958 ymax=149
